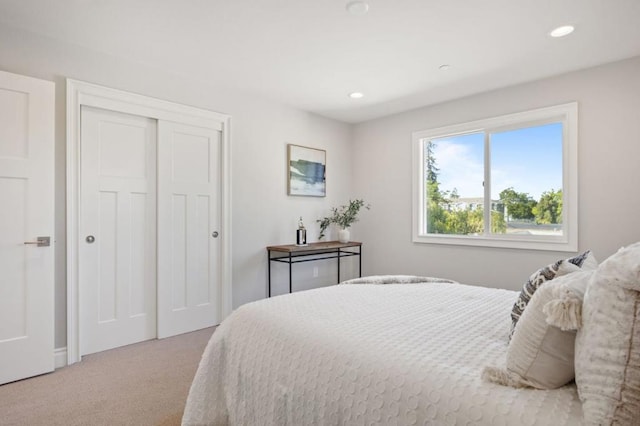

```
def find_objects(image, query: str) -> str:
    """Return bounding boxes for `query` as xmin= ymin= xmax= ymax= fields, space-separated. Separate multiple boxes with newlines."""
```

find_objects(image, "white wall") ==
xmin=0 ymin=25 xmax=354 ymax=350
xmin=352 ymin=56 xmax=640 ymax=290
xmin=5 ymin=21 xmax=637 ymax=352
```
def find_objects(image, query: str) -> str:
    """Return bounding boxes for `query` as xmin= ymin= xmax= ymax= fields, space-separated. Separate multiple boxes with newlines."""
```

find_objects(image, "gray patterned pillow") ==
xmin=510 ymin=250 xmax=595 ymax=337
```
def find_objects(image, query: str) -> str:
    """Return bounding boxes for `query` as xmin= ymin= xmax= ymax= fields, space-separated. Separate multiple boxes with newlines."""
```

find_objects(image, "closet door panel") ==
xmin=79 ymin=107 xmax=157 ymax=356
xmin=157 ymin=121 xmax=221 ymax=338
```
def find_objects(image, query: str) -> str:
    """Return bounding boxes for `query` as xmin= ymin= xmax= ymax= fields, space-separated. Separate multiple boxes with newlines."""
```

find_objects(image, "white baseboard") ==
xmin=54 ymin=347 xmax=67 ymax=369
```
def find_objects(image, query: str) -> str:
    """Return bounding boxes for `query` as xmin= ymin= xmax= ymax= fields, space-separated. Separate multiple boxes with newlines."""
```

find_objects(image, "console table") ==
xmin=266 ymin=241 xmax=362 ymax=297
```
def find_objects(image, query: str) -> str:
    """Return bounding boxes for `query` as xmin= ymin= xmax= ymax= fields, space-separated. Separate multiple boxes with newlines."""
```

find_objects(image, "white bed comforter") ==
xmin=182 ymin=279 xmax=583 ymax=425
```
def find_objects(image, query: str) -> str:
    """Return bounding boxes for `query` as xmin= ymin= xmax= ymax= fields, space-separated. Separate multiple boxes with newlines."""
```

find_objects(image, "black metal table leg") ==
xmin=268 ymin=250 xmax=272 ymax=297
xmin=337 ymin=248 xmax=341 ymax=283
xmin=359 ymin=245 xmax=362 ymax=277
xmin=289 ymin=252 xmax=293 ymax=293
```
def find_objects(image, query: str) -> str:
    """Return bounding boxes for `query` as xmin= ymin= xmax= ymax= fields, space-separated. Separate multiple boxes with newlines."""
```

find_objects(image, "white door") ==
xmin=0 ymin=71 xmax=54 ymax=384
xmin=79 ymin=107 xmax=157 ymax=356
xmin=157 ymin=121 xmax=221 ymax=338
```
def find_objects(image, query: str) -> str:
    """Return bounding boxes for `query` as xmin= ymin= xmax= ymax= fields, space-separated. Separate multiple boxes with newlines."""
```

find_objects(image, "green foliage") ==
xmin=426 ymin=197 xmax=447 ymax=234
xmin=427 ymin=204 xmax=507 ymax=235
xmin=491 ymin=210 xmax=507 ymax=233
xmin=499 ymin=187 xmax=537 ymax=220
xmin=533 ymin=189 xmax=563 ymax=224
xmin=425 ymin=140 xmax=439 ymax=184
xmin=446 ymin=209 xmax=483 ymax=235
xmin=317 ymin=199 xmax=370 ymax=240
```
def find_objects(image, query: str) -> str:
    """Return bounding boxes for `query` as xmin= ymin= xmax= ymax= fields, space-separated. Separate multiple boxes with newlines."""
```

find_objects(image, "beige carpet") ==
xmin=0 ymin=327 xmax=215 ymax=426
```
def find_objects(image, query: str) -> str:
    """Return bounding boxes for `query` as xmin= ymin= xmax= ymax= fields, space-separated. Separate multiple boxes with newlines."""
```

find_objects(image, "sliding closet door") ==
xmin=157 ymin=121 xmax=221 ymax=338
xmin=79 ymin=107 xmax=157 ymax=356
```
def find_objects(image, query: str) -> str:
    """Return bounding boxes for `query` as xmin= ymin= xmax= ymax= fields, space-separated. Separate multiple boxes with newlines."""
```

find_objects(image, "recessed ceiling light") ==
xmin=439 ymin=64 xmax=450 ymax=71
xmin=346 ymin=1 xmax=369 ymax=16
xmin=349 ymin=92 xmax=364 ymax=99
xmin=549 ymin=25 xmax=575 ymax=38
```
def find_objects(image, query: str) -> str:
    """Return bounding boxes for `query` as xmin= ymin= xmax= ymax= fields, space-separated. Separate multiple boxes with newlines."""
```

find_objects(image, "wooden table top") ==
xmin=266 ymin=240 xmax=362 ymax=253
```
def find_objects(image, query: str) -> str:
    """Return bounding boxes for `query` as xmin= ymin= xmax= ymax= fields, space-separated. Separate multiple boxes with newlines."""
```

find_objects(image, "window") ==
xmin=412 ymin=103 xmax=577 ymax=251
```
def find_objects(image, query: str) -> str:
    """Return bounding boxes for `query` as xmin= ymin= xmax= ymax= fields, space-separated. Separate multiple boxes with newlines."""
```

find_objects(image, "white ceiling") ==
xmin=1 ymin=0 xmax=640 ymax=123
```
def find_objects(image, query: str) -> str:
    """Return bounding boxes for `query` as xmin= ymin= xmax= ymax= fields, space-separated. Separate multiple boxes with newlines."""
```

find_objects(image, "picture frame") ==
xmin=287 ymin=144 xmax=326 ymax=197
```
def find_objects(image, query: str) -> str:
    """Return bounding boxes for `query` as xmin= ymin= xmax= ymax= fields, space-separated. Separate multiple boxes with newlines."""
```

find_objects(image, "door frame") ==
xmin=66 ymin=79 xmax=232 ymax=365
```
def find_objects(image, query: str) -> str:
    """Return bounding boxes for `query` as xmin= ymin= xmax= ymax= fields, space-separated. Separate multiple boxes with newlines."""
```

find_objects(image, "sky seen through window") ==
xmin=431 ymin=122 xmax=563 ymax=201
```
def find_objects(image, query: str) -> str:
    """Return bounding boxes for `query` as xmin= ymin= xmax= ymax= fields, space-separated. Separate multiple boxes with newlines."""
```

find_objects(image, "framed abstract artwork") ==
xmin=287 ymin=144 xmax=326 ymax=197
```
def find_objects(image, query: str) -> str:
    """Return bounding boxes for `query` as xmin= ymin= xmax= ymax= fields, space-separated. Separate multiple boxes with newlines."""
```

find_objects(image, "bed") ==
xmin=181 ymin=276 xmax=584 ymax=425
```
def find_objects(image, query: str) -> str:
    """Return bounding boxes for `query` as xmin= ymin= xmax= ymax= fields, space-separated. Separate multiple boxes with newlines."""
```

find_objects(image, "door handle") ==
xmin=23 ymin=236 xmax=51 ymax=247
xmin=86 ymin=235 xmax=96 ymax=243
xmin=212 ymin=231 xmax=219 ymax=238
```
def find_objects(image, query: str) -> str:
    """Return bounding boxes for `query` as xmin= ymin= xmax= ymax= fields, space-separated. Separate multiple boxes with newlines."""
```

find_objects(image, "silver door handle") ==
xmin=212 ymin=231 xmax=219 ymax=238
xmin=24 ymin=236 xmax=51 ymax=247
xmin=86 ymin=235 xmax=96 ymax=243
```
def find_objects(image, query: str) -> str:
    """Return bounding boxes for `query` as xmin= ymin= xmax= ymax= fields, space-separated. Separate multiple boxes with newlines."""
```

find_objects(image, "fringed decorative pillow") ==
xmin=510 ymin=250 xmax=597 ymax=337
xmin=575 ymin=242 xmax=640 ymax=425
xmin=484 ymin=269 xmax=593 ymax=389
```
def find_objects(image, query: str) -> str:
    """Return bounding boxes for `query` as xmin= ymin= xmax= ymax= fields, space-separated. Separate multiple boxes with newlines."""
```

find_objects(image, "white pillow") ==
xmin=575 ymin=242 xmax=640 ymax=425
xmin=484 ymin=269 xmax=593 ymax=389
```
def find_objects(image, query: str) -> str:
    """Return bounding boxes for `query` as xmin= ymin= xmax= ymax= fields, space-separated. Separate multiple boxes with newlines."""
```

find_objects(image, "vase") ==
xmin=338 ymin=228 xmax=350 ymax=243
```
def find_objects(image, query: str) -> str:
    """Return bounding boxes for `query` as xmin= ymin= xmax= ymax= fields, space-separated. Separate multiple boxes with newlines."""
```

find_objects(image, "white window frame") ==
xmin=412 ymin=102 xmax=578 ymax=251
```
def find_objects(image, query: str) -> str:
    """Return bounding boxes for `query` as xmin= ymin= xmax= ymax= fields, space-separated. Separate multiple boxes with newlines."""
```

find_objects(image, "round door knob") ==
xmin=211 ymin=231 xmax=219 ymax=238
xmin=86 ymin=235 xmax=95 ymax=243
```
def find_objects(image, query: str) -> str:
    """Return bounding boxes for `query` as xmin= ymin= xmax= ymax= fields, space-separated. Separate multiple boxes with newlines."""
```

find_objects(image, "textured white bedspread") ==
xmin=182 ymin=280 xmax=583 ymax=425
